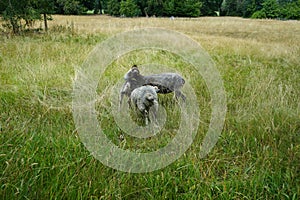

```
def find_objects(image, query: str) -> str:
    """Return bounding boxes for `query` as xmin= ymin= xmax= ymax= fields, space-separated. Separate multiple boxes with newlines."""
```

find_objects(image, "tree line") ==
xmin=1 ymin=0 xmax=299 ymax=33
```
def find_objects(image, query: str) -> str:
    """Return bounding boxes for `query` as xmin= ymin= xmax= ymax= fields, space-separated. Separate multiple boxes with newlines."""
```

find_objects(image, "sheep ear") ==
xmin=154 ymin=86 xmax=159 ymax=92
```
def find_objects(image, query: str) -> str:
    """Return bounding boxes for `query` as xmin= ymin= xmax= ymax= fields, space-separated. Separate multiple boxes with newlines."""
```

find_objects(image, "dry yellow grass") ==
xmin=47 ymin=15 xmax=300 ymax=62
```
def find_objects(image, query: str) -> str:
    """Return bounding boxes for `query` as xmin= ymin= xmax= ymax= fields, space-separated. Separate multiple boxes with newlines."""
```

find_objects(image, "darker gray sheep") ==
xmin=120 ymin=65 xmax=186 ymax=107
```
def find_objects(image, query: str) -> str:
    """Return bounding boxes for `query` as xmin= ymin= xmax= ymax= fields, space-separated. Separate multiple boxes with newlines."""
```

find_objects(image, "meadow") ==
xmin=1 ymin=15 xmax=299 ymax=199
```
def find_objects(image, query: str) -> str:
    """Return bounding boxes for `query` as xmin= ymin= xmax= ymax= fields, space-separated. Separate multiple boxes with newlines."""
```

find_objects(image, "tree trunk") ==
xmin=99 ymin=0 xmax=102 ymax=14
xmin=10 ymin=17 xmax=20 ymax=34
xmin=43 ymin=13 xmax=48 ymax=32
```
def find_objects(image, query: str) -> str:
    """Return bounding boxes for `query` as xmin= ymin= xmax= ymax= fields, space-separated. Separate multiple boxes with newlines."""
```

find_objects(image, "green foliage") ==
xmin=123 ymin=0 xmax=300 ymax=18
xmin=280 ymin=0 xmax=300 ymax=19
xmin=35 ymin=0 xmax=55 ymax=14
xmin=242 ymin=0 xmax=264 ymax=18
xmin=1 ymin=0 xmax=299 ymax=18
xmin=144 ymin=0 xmax=164 ymax=16
xmin=56 ymin=0 xmax=86 ymax=14
xmin=251 ymin=9 xmax=266 ymax=18
xmin=119 ymin=0 xmax=141 ymax=17
xmin=136 ymin=0 xmax=148 ymax=16
xmin=201 ymin=0 xmax=223 ymax=16
xmin=146 ymin=0 xmax=202 ymax=17
xmin=1 ymin=0 xmax=42 ymax=33
xmin=261 ymin=0 xmax=280 ymax=18
xmin=251 ymin=0 xmax=300 ymax=19
xmin=174 ymin=0 xmax=202 ymax=17
xmin=81 ymin=0 xmax=96 ymax=10
xmin=0 ymin=0 xmax=55 ymax=33
xmin=222 ymin=0 xmax=244 ymax=16
xmin=93 ymin=0 xmax=102 ymax=14
xmin=107 ymin=0 xmax=121 ymax=16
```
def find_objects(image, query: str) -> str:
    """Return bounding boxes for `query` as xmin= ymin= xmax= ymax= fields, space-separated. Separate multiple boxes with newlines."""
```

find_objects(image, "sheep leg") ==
xmin=152 ymin=101 xmax=159 ymax=125
xmin=119 ymin=81 xmax=131 ymax=108
xmin=144 ymin=110 xmax=149 ymax=126
xmin=119 ymin=92 xmax=124 ymax=109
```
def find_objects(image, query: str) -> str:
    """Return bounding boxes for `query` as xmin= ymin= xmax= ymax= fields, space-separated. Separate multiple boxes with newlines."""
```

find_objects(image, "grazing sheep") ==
xmin=130 ymin=85 xmax=159 ymax=125
xmin=119 ymin=65 xmax=186 ymax=107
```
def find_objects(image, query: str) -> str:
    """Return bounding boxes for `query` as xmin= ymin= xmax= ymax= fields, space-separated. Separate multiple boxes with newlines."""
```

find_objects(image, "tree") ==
xmin=107 ymin=0 xmax=120 ymax=16
xmin=146 ymin=0 xmax=164 ymax=16
xmin=261 ymin=0 xmax=280 ymax=18
xmin=1 ymin=0 xmax=41 ymax=34
xmin=1 ymin=0 xmax=55 ymax=33
xmin=163 ymin=0 xmax=175 ymax=16
xmin=280 ymin=0 xmax=300 ymax=19
xmin=173 ymin=0 xmax=202 ymax=17
xmin=136 ymin=0 xmax=148 ymax=16
xmin=35 ymin=0 xmax=55 ymax=31
xmin=251 ymin=0 xmax=280 ymax=18
xmin=94 ymin=0 xmax=102 ymax=14
xmin=81 ymin=0 xmax=95 ymax=10
xmin=120 ymin=0 xmax=141 ymax=17
xmin=56 ymin=0 xmax=86 ymax=15
xmin=201 ymin=0 xmax=223 ymax=16
xmin=167 ymin=0 xmax=202 ymax=17
xmin=222 ymin=0 xmax=244 ymax=16
xmin=0 ymin=1 xmax=7 ymax=13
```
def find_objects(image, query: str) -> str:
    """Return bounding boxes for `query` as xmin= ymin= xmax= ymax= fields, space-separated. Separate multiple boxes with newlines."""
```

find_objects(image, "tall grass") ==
xmin=1 ymin=16 xmax=299 ymax=199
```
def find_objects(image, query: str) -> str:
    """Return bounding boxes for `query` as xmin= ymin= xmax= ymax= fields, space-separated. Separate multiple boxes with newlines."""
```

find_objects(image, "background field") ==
xmin=1 ymin=16 xmax=300 ymax=199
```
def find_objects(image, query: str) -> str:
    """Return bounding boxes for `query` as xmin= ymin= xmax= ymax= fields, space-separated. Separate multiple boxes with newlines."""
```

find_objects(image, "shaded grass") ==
xmin=1 ymin=16 xmax=300 ymax=199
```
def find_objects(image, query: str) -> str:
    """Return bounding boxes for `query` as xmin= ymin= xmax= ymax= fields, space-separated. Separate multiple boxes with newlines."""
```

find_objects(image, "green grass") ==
xmin=1 ymin=16 xmax=300 ymax=199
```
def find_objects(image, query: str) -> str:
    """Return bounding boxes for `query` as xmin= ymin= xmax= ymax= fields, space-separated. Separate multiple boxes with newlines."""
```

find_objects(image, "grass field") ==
xmin=1 ymin=15 xmax=300 ymax=199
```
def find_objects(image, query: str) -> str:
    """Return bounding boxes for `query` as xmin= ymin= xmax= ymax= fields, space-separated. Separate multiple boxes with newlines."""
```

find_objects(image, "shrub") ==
xmin=251 ymin=10 xmax=266 ymax=19
xmin=119 ymin=0 xmax=141 ymax=17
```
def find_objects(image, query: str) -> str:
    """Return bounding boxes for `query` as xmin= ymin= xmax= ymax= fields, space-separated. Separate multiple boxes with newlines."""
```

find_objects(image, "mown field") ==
xmin=1 ymin=15 xmax=300 ymax=199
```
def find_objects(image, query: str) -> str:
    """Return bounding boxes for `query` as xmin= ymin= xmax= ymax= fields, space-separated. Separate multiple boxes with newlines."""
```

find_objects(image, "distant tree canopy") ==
xmin=221 ymin=0 xmax=300 ymax=19
xmin=120 ymin=0 xmax=141 ymax=17
xmin=0 ymin=0 xmax=299 ymax=33
xmin=0 ymin=0 xmax=55 ymax=33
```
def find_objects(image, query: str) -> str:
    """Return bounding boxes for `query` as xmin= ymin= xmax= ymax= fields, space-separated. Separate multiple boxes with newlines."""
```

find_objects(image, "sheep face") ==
xmin=124 ymin=65 xmax=140 ymax=80
xmin=130 ymin=85 xmax=158 ymax=125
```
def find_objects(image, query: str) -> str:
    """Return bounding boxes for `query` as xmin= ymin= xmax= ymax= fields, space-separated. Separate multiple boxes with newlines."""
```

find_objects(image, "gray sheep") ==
xmin=130 ymin=85 xmax=159 ymax=125
xmin=120 ymin=65 xmax=186 ymax=107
